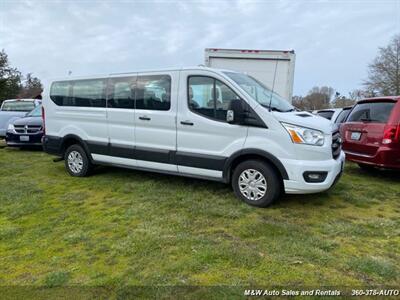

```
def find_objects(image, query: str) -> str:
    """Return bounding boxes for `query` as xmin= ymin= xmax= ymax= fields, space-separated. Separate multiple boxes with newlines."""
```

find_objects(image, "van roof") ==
xmin=51 ymin=66 xmax=239 ymax=82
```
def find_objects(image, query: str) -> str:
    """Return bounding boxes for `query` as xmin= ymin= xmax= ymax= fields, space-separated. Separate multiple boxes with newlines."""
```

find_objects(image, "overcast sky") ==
xmin=1 ymin=0 xmax=399 ymax=96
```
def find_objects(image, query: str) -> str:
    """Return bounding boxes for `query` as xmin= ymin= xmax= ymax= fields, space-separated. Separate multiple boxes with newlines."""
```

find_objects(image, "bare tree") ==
xmin=304 ymin=86 xmax=334 ymax=110
xmin=292 ymin=95 xmax=307 ymax=110
xmin=364 ymin=34 xmax=400 ymax=96
xmin=331 ymin=96 xmax=356 ymax=108
xmin=18 ymin=73 xmax=43 ymax=99
xmin=292 ymin=86 xmax=335 ymax=110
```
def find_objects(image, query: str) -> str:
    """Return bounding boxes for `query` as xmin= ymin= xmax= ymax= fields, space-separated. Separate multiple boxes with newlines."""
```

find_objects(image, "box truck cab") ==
xmin=43 ymin=67 xmax=344 ymax=207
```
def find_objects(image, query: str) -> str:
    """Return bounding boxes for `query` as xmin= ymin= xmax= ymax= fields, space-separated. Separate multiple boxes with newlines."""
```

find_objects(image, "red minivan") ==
xmin=340 ymin=97 xmax=400 ymax=170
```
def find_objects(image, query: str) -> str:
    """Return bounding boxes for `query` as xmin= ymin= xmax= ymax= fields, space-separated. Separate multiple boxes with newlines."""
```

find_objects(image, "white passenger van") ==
xmin=43 ymin=67 xmax=345 ymax=207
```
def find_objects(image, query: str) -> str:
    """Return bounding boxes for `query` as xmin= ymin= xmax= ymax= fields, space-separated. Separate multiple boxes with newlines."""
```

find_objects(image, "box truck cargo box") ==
xmin=205 ymin=48 xmax=295 ymax=103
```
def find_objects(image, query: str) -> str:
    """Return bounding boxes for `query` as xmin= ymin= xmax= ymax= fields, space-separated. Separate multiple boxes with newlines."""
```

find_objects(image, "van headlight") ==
xmin=7 ymin=123 xmax=15 ymax=132
xmin=281 ymin=122 xmax=324 ymax=146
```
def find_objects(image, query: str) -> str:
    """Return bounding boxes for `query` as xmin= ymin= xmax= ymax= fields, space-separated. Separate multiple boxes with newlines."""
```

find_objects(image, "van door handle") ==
xmin=139 ymin=116 xmax=151 ymax=121
xmin=180 ymin=121 xmax=194 ymax=126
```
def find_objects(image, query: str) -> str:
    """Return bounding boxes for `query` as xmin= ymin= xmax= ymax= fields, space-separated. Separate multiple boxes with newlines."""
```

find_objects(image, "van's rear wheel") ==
xmin=65 ymin=144 xmax=92 ymax=177
xmin=232 ymin=160 xmax=281 ymax=207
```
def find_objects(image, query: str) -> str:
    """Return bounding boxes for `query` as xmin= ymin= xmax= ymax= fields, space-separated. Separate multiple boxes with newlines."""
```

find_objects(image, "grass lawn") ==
xmin=0 ymin=140 xmax=399 ymax=297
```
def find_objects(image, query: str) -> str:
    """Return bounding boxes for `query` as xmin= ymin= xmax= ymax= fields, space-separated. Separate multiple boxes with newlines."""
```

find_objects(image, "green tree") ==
xmin=0 ymin=49 xmax=22 ymax=103
xmin=364 ymin=34 xmax=400 ymax=96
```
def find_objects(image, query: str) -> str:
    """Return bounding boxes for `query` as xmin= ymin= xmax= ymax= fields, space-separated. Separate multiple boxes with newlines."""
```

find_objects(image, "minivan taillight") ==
xmin=382 ymin=124 xmax=399 ymax=144
xmin=42 ymin=106 xmax=46 ymax=135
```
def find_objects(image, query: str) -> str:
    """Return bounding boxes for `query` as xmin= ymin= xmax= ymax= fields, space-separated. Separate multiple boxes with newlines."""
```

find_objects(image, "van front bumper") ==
xmin=282 ymin=151 xmax=345 ymax=194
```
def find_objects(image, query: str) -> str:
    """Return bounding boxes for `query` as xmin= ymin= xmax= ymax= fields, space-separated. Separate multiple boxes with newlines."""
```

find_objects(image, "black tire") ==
xmin=232 ymin=160 xmax=282 ymax=207
xmin=358 ymin=163 xmax=375 ymax=172
xmin=64 ymin=144 xmax=92 ymax=177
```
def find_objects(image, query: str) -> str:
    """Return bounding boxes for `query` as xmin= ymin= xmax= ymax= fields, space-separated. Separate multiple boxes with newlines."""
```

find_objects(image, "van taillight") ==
xmin=382 ymin=124 xmax=399 ymax=144
xmin=42 ymin=106 xmax=46 ymax=135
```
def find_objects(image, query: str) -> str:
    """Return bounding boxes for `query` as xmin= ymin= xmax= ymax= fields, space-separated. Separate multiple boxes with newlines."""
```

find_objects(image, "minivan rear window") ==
xmin=347 ymin=101 xmax=395 ymax=123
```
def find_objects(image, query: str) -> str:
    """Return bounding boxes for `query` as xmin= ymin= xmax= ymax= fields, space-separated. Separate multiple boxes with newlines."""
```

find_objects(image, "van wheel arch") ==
xmin=223 ymin=149 xmax=288 ymax=184
xmin=61 ymin=135 xmax=92 ymax=161
xmin=231 ymin=159 xmax=282 ymax=207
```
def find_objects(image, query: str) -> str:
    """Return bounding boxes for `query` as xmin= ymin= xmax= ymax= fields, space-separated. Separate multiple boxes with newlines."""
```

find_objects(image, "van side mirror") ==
xmin=226 ymin=110 xmax=234 ymax=123
xmin=228 ymin=99 xmax=246 ymax=124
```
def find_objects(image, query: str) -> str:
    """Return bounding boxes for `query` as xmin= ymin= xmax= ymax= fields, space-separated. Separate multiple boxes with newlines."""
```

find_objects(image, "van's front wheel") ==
xmin=232 ymin=160 xmax=281 ymax=207
xmin=64 ymin=144 xmax=92 ymax=177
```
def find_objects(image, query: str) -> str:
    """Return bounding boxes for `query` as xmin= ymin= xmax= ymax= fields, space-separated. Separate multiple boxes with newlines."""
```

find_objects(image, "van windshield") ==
xmin=224 ymin=72 xmax=294 ymax=112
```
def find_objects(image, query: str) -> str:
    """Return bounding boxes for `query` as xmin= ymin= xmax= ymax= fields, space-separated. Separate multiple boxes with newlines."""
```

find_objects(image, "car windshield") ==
xmin=1 ymin=101 xmax=35 ymax=112
xmin=27 ymin=105 xmax=42 ymax=117
xmin=224 ymin=72 xmax=294 ymax=112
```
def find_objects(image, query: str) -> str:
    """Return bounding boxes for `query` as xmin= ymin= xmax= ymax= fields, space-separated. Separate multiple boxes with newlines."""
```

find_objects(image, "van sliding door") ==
xmin=104 ymin=75 xmax=137 ymax=165
xmin=134 ymin=72 xmax=178 ymax=172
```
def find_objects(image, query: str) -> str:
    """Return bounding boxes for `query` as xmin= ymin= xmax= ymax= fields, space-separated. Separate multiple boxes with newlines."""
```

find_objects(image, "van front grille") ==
xmin=14 ymin=125 xmax=42 ymax=134
xmin=332 ymin=131 xmax=342 ymax=159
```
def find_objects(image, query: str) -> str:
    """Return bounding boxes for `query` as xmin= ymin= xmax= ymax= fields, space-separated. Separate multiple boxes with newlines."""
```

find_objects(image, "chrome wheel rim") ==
xmin=67 ymin=151 xmax=83 ymax=174
xmin=238 ymin=169 xmax=267 ymax=201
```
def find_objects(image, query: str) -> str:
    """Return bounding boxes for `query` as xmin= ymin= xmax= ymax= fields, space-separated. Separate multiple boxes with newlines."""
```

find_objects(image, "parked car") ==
xmin=43 ymin=67 xmax=344 ymax=207
xmin=334 ymin=106 xmax=353 ymax=124
xmin=315 ymin=108 xmax=342 ymax=123
xmin=315 ymin=107 xmax=354 ymax=125
xmin=340 ymin=97 xmax=400 ymax=170
xmin=0 ymin=99 xmax=41 ymax=138
xmin=6 ymin=105 xmax=43 ymax=147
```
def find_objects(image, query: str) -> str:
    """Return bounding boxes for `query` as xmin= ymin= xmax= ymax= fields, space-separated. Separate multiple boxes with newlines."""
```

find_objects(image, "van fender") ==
xmin=223 ymin=148 xmax=289 ymax=183
xmin=61 ymin=134 xmax=93 ymax=161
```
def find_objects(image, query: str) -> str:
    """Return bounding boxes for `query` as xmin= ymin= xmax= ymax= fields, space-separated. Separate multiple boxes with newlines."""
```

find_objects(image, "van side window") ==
xmin=188 ymin=76 xmax=241 ymax=122
xmin=50 ymin=81 xmax=71 ymax=106
xmin=136 ymin=75 xmax=171 ymax=111
xmin=188 ymin=77 xmax=215 ymax=118
xmin=72 ymin=79 xmax=106 ymax=107
xmin=108 ymin=77 xmax=136 ymax=109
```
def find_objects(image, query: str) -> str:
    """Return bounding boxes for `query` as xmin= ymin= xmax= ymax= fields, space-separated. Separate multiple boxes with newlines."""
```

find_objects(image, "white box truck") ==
xmin=205 ymin=48 xmax=295 ymax=103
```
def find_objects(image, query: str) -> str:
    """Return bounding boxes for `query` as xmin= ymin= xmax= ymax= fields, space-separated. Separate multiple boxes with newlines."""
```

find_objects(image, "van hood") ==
xmin=272 ymin=111 xmax=333 ymax=134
